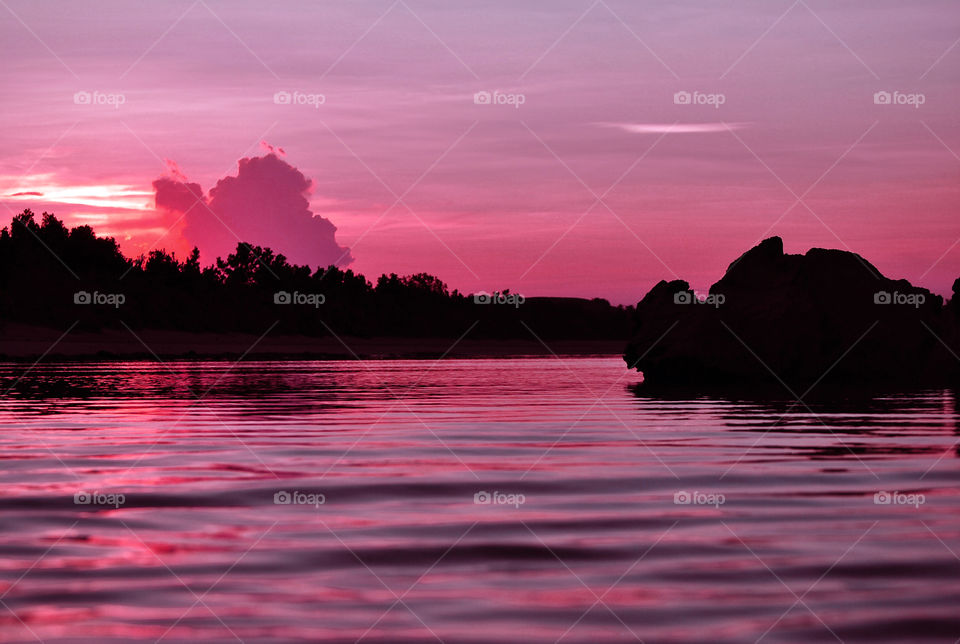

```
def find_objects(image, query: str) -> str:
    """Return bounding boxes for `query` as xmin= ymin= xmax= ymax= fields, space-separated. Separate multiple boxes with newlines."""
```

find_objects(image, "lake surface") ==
xmin=0 ymin=357 xmax=958 ymax=643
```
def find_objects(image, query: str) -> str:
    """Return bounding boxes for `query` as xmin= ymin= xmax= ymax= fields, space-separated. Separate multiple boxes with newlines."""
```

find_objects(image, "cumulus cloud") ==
xmin=153 ymin=152 xmax=352 ymax=268
xmin=153 ymin=176 xmax=203 ymax=214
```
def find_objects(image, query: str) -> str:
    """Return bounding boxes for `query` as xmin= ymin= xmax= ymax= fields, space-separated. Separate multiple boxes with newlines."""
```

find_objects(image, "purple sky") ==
xmin=1 ymin=0 xmax=958 ymax=303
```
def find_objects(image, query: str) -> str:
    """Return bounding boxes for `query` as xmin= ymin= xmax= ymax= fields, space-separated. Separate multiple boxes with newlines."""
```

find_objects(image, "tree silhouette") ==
xmin=0 ymin=210 xmax=635 ymax=341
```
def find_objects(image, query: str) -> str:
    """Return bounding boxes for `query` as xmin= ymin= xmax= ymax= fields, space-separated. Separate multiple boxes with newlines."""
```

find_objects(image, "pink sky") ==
xmin=1 ymin=0 xmax=958 ymax=304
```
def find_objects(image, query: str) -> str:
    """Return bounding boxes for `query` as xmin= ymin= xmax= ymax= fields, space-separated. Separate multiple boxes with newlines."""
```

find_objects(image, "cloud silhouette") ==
xmin=153 ymin=177 xmax=203 ymax=214
xmin=153 ymin=152 xmax=352 ymax=268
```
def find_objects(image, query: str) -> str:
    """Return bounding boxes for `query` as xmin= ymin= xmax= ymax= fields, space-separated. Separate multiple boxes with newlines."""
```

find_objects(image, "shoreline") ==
xmin=0 ymin=325 xmax=627 ymax=362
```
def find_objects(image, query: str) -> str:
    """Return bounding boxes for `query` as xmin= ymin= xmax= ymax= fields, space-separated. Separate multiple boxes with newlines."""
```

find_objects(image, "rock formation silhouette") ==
xmin=624 ymin=237 xmax=960 ymax=387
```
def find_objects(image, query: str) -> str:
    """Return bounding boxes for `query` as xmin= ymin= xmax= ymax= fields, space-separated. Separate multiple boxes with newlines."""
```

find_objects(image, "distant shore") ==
xmin=0 ymin=324 xmax=626 ymax=361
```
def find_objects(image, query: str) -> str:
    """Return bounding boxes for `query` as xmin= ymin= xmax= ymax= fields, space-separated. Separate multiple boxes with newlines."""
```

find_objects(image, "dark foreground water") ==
xmin=0 ymin=358 xmax=958 ymax=643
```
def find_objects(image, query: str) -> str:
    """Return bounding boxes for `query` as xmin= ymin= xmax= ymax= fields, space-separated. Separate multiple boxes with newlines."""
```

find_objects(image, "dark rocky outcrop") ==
xmin=624 ymin=237 xmax=960 ymax=387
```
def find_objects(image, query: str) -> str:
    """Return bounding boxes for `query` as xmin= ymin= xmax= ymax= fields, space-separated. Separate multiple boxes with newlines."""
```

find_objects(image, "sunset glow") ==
xmin=0 ymin=1 xmax=957 ymax=302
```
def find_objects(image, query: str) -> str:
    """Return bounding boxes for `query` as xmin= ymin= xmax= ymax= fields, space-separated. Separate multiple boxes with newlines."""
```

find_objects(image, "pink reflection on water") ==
xmin=0 ymin=360 xmax=957 ymax=642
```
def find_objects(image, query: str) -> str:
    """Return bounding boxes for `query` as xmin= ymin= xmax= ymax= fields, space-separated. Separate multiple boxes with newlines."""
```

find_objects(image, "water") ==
xmin=0 ymin=358 xmax=958 ymax=643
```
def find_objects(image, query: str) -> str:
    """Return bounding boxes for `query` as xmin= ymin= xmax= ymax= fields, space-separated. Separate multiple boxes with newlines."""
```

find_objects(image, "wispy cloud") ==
xmin=595 ymin=122 xmax=748 ymax=135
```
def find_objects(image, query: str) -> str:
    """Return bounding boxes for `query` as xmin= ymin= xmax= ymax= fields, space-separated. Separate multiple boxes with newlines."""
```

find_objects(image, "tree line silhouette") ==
xmin=0 ymin=210 xmax=633 ymax=340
